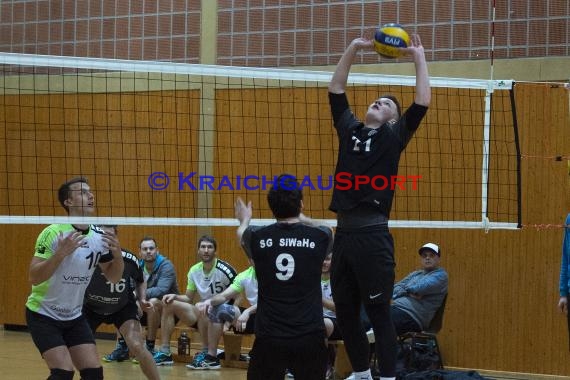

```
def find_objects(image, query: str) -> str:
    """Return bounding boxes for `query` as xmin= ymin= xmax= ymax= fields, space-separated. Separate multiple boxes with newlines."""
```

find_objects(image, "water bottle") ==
xmin=177 ymin=331 xmax=190 ymax=356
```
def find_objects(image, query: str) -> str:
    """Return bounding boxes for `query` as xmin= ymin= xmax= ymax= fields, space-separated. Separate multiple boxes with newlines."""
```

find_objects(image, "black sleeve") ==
xmin=329 ymin=92 xmax=351 ymax=126
xmin=241 ymin=227 xmax=253 ymax=258
xmin=132 ymin=262 xmax=145 ymax=284
xmin=98 ymin=250 xmax=114 ymax=263
xmin=318 ymin=225 xmax=334 ymax=255
xmin=120 ymin=249 xmax=144 ymax=284
xmin=397 ymin=102 xmax=428 ymax=148
xmin=241 ymin=226 xmax=263 ymax=259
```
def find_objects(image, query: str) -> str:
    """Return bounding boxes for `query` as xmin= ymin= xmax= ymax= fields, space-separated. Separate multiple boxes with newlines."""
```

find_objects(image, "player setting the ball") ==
xmin=327 ymin=28 xmax=431 ymax=380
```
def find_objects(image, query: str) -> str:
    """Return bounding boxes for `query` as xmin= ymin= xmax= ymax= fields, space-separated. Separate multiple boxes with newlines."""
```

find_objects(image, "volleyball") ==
xmin=373 ymin=23 xmax=410 ymax=58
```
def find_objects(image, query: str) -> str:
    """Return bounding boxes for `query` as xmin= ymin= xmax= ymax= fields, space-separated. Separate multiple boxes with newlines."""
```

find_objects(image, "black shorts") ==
xmin=247 ymin=332 xmax=327 ymax=380
xmin=331 ymin=225 xmax=395 ymax=305
xmin=83 ymin=301 xmax=140 ymax=334
xmin=139 ymin=310 xmax=180 ymax=328
xmin=324 ymin=317 xmax=342 ymax=341
xmin=26 ymin=308 xmax=96 ymax=354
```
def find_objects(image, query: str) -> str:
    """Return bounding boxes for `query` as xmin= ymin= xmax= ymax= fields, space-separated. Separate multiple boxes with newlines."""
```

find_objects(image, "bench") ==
xmin=330 ymin=340 xmax=353 ymax=379
xmin=166 ymin=326 xmax=253 ymax=366
xmin=220 ymin=330 xmax=254 ymax=369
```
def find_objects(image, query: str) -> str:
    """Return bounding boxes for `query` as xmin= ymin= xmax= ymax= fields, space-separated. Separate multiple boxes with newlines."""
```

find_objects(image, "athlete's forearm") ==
xmin=412 ymin=43 xmax=430 ymax=106
xmin=28 ymin=255 xmax=65 ymax=285
xmin=329 ymin=38 xmax=374 ymax=94
xmin=135 ymin=281 xmax=147 ymax=301
xmin=209 ymin=293 xmax=227 ymax=307
xmin=322 ymin=297 xmax=336 ymax=312
xmin=243 ymin=304 xmax=257 ymax=315
xmin=328 ymin=43 xmax=357 ymax=94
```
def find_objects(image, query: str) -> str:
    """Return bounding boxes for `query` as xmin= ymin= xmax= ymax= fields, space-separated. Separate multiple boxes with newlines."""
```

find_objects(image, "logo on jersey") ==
xmin=369 ymin=292 xmax=383 ymax=300
xmin=62 ymin=274 xmax=92 ymax=285
xmin=352 ymin=135 xmax=372 ymax=152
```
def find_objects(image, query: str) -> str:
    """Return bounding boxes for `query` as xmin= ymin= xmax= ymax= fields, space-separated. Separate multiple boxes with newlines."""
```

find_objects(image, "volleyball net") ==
xmin=0 ymin=53 xmax=520 ymax=229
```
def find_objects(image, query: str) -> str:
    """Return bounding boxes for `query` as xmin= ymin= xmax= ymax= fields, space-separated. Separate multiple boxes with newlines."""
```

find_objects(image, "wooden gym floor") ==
xmin=2 ymin=327 xmax=569 ymax=380
xmin=0 ymin=329 xmax=249 ymax=380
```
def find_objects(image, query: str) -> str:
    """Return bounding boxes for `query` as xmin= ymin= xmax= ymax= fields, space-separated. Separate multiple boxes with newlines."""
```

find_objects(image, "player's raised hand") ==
xmin=55 ymin=231 xmax=85 ymax=258
xmin=235 ymin=197 xmax=253 ymax=223
xmin=349 ymin=37 xmax=375 ymax=51
xmin=400 ymin=34 xmax=424 ymax=58
xmin=101 ymin=230 xmax=121 ymax=257
xmin=559 ymin=296 xmax=568 ymax=315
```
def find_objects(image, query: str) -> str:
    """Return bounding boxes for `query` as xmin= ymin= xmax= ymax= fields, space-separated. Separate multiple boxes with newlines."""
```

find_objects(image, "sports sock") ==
xmin=353 ymin=369 xmax=373 ymax=380
xmin=160 ymin=344 xmax=171 ymax=353
xmin=117 ymin=337 xmax=127 ymax=349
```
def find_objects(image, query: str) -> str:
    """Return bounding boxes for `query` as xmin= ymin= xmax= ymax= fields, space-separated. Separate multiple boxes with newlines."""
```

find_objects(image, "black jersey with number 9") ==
xmin=242 ymin=222 xmax=333 ymax=339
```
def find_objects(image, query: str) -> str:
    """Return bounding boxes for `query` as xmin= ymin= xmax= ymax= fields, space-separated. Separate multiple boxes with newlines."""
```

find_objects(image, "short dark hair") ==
xmin=382 ymin=94 xmax=402 ymax=119
xmin=267 ymin=174 xmax=303 ymax=219
xmin=57 ymin=176 xmax=88 ymax=212
xmin=198 ymin=235 xmax=217 ymax=251
xmin=139 ymin=236 xmax=157 ymax=248
xmin=98 ymin=225 xmax=118 ymax=233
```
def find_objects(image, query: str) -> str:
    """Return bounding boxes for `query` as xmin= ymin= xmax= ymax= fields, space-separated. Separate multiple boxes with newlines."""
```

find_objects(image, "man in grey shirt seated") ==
xmin=391 ymin=243 xmax=448 ymax=335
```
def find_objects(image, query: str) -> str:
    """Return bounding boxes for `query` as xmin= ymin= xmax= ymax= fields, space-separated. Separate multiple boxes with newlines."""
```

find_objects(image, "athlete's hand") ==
xmin=235 ymin=197 xmax=253 ymax=223
xmin=399 ymin=34 xmax=425 ymax=59
xmin=409 ymin=292 xmax=423 ymax=300
xmin=162 ymin=294 xmax=177 ymax=304
xmin=235 ymin=311 xmax=250 ymax=332
xmin=559 ymin=296 xmax=568 ymax=315
xmin=196 ymin=300 xmax=211 ymax=316
xmin=349 ymin=37 xmax=374 ymax=52
xmin=54 ymin=231 xmax=85 ymax=259
xmin=101 ymin=231 xmax=121 ymax=258
xmin=140 ymin=299 xmax=153 ymax=312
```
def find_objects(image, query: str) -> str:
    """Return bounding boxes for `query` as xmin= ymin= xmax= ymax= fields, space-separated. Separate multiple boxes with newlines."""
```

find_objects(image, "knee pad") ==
xmin=207 ymin=303 xmax=236 ymax=323
xmin=79 ymin=367 xmax=103 ymax=380
xmin=47 ymin=368 xmax=74 ymax=380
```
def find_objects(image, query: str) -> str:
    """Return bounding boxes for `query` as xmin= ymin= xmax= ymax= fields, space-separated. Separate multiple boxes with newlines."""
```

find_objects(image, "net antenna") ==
xmin=489 ymin=0 xmax=497 ymax=82
xmin=0 ymin=53 xmax=520 ymax=230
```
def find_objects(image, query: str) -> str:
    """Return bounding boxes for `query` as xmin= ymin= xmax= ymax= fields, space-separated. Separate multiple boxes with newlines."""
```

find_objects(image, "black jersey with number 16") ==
xmin=84 ymin=249 xmax=143 ymax=315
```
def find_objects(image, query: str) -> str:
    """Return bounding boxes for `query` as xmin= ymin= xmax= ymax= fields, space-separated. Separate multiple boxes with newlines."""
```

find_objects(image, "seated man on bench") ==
xmin=391 ymin=243 xmax=448 ymax=335
xmin=153 ymin=235 xmax=238 ymax=370
xmin=197 ymin=259 xmax=258 ymax=336
xmin=347 ymin=243 xmax=448 ymax=380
